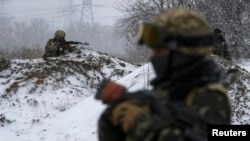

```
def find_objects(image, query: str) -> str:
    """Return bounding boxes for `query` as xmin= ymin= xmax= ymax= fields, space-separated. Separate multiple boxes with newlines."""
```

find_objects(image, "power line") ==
xmin=7 ymin=3 xmax=111 ymax=14
xmin=7 ymin=7 xmax=62 ymax=14
xmin=5 ymin=1 xmax=119 ymax=25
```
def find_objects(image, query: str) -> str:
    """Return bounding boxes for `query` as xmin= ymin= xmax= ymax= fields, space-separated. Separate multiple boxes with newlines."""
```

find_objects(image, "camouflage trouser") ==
xmin=213 ymin=43 xmax=232 ymax=61
xmin=98 ymin=107 xmax=126 ymax=141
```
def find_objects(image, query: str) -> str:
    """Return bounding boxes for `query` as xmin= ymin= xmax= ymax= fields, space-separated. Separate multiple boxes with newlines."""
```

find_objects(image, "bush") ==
xmin=0 ymin=46 xmax=44 ymax=59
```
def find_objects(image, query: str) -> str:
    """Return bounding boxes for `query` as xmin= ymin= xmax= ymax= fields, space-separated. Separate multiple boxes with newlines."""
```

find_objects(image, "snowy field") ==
xmin=0 ymin=54 xmax=250 ymax=141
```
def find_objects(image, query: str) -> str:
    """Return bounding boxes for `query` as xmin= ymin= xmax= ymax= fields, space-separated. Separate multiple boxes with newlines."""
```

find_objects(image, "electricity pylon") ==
xmin=80 ymin=0 xmax=94 ymax=25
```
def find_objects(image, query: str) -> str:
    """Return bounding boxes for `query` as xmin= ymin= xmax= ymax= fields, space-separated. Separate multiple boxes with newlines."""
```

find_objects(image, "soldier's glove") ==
xmin=112 ymin=101 xmax=150 ymax=133
xmin=95 ymin=79 xmax=126 ymax=104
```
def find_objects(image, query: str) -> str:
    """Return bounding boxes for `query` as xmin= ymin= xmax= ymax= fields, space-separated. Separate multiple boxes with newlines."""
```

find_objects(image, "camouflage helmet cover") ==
xmin=138 ymin=8 xmax=214 ymax=56
xmin=54 ymin=30 xmax=66 ymax=39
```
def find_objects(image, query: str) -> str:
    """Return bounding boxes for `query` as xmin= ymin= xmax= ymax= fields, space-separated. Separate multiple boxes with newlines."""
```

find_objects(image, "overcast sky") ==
xmin=5 ymin=0 xmax=122 ymax=27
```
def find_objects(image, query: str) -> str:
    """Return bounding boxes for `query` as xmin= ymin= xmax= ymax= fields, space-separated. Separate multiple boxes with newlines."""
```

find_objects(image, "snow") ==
xmin=2 ymin=1 xmax=249 ymax=140
xmin=237 ymin=59 xmax=250 ymax=72
xmin=0 ymin=47 xmax=154 ymax=141
xmin=0 ymin=52 xmax=250 ymax=141
xmin=1 ymin=49 xmax=250 ymax=141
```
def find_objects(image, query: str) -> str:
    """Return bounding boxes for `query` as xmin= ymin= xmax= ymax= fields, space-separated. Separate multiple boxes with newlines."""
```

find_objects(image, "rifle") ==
xmin=63 ymin=41 xmax=90 ymax=45
xmin=95 ymin=80 xmax=208 ymax=141
xmin=57 ymin=41 xmax=90 ymax=55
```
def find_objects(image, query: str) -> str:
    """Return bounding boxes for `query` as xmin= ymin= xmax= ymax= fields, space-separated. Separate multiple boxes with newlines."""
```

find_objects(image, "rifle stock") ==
xmin=64 ymin=41 xmax=89 ymax=45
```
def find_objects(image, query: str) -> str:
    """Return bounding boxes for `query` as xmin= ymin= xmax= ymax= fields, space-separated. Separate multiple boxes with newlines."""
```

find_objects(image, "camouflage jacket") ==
xmin=44 ymin=38 xmax=71 ymax=57
xmin=44 ymin=38 xmax=60 ymax=56
xmin=126 ymin=59 xmax=231 ymax=141
xmin=213 ymin=34 xmax=232 ymax=61
xmin=98 ymin=59 xmax=231 ymax=141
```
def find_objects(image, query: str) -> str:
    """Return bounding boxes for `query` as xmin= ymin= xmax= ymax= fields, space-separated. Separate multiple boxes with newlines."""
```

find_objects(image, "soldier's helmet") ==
xmin=138 ymin=8 xmax=214 ymax=56
xmin=54 ymin=30 xmax=66 ymax=40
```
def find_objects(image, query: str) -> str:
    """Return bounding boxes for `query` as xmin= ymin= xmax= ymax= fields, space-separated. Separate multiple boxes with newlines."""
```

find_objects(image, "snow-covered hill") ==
xmin=0 ymin=47 xmax=250 ymax=141
xmin=0 ymin=46 xmax=139 ymax=141
xmin=212 ymin=55 xmax=250 ymax=124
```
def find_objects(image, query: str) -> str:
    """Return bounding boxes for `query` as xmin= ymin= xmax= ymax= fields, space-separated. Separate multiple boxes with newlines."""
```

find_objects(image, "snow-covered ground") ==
xmin=0 ymin=47 xmax=140 ymax=141
xmin=1 ymin=48 xmax=250 ymax=141
xmin=237 ymin=59 xmax=250 ymax=72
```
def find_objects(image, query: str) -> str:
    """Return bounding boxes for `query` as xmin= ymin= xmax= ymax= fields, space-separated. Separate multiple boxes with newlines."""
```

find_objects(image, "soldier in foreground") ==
xmin=43 ymin=30 xmax=89 ymax=58
xmin=95 ymin=8 xmax=231 ymax=141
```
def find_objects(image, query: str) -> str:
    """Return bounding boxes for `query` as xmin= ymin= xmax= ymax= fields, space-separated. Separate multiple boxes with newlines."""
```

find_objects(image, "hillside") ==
xmin=214 ymin=56 xmax=250 ymax=124
xmin=0 ymin=46 xmax=138 ymax=141
xmin=0 ymin=47 xmax=250 ymax=141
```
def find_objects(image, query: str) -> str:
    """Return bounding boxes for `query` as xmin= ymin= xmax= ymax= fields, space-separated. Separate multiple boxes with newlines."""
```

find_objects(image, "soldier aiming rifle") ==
xmin=43 ymin=30 xmax=89 ymax=58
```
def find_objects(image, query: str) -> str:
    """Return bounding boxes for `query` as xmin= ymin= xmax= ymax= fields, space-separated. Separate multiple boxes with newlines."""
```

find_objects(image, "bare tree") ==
xmin=115 ymin=0 xmax=250 ymax=62
xmin=0 ymin=16 xmax=14 ymax=49
xmin=115 ymin=0 xmax=171 ymax=63
xmin=192 ymin=0 xmax=250 ymax=59
xmin=114 ymin=0 xmax=201 ymax=63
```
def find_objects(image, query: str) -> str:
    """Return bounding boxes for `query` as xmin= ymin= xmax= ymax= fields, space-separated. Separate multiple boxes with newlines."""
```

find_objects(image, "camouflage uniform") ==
xmin=124 ymin=60 xmax=231 ymax=141
xmin=43 ymin=30 xmax=70 ymax=58
xmin=213 ymin=29 xmax=232 ymax=61
xmin=97 ymin=8 xmax=231 ymax=141
xmin=44 ymin=38 xmax=63 ymax=57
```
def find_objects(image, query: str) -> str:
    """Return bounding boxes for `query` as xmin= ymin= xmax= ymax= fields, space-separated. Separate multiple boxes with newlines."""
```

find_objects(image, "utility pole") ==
xmin=0 ymin=0 xmax=7 ymax=16
xmin=80 ymin=0 xmax=94 ymax=25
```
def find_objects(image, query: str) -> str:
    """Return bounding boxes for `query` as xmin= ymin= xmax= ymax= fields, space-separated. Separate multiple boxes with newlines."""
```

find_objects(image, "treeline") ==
xmin=2 ymin=0 xmax=249 ymax=64
xmin=115 ymin=0 xmax=250 ymax=62
xmin=0 ymin=16 xmax=126 ymax=60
